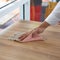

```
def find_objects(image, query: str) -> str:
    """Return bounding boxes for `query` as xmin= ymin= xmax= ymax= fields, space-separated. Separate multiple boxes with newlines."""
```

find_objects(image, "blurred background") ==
xmin=0 ymin=0 xmax=59 ymax=31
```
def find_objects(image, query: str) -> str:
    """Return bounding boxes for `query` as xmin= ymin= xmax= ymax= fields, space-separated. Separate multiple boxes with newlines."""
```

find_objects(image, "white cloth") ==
xmin=45 ymin=1 xmax=60 ymax=25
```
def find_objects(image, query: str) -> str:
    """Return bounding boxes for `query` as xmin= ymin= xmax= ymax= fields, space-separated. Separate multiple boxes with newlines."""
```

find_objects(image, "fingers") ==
xmin=20 ymin=34 xmax=44 ymax=42
xmin=18 ymin=27 xmax=41 ymax=41
xmin=18 ymin=32 xmax=31 ymax=41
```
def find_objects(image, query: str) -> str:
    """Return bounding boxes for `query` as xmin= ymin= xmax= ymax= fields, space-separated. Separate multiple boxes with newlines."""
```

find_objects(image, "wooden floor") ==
xmin=0 ymin=20 xmax=60 ymax=60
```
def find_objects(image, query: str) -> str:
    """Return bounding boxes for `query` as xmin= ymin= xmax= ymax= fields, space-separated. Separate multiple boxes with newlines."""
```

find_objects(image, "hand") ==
xmin=18 ymin=27 xmax=44 ymax=41
xmin=19 ymin=21 xmax=49 ymax=41
xmin=31 ymin=27 xmax=44 ymax=37
xmin=18 ymin=32 xmax=31 ymax=41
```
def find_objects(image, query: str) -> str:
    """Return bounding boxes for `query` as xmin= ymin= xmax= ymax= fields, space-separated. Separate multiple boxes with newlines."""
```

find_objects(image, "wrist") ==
xmin=37 ymin=21 xmax=50 ymax=33
xmin=37 ymin=27 xmax=45 ymax=33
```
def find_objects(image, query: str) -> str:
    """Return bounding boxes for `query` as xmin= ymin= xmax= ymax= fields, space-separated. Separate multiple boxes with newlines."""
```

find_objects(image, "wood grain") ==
xmin=0 ymin=20 xmax=60 ymax=60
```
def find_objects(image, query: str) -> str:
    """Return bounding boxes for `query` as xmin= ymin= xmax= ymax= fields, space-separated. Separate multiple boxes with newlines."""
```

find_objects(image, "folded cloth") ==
xmin=18 ymin=33 xmax=44 ymax=42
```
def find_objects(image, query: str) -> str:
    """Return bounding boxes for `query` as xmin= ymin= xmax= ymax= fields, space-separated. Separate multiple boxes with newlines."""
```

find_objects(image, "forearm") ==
xmin=39 ymin=21 xmax=50 ymax=29
xmin=37 ymin=21 xmax=50 ymax=33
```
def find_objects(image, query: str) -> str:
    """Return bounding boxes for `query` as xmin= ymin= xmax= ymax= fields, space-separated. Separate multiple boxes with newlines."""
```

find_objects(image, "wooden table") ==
xmin=0 ymin=20 xmax=60 ymax=60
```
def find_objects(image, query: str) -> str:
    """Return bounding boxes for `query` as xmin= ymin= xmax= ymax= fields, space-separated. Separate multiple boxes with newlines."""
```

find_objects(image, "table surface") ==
xmin=0 ymin=20 xmax=60 ymax=60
